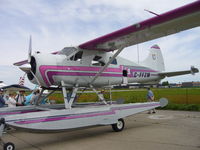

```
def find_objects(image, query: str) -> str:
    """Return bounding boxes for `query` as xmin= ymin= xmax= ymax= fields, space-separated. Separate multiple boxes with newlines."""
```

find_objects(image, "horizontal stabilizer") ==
xmin=158 ymin=66 xmax=199 ymax=77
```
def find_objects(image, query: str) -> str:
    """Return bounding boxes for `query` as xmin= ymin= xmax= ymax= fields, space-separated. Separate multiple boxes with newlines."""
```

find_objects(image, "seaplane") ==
xmin=1 ymin=1 xmax=200 ymax=150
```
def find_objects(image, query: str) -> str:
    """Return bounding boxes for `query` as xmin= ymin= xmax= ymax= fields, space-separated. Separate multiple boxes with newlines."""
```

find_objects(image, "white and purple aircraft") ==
xmin=0 ymin=1 xmax=200 ymax=149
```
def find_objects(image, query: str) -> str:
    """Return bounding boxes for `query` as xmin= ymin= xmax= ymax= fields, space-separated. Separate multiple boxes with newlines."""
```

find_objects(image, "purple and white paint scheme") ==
xmin=13 ymin=1 xmax=199 ymax=89
xmin=0 ymin=1 xmax=199 ymax=143
xmin=4 ymin=99 xmax=167 ymax=131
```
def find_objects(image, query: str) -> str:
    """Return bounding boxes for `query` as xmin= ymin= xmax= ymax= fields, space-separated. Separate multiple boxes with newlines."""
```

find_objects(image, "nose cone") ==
xmin=19 ymin=64 xmax=31 ymax=73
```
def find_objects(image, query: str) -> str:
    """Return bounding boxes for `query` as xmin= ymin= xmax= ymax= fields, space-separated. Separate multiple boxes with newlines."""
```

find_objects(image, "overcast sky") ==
xmin=0 ymin=0 xmax=199 ymax=88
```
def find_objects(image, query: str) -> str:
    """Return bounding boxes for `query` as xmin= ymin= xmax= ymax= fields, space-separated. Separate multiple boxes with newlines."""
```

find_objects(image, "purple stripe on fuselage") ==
xmin=39 ymin=65 xmax=157 ymax=86
xmin=47 ymin=71 xmax=123 ymax=85
xmin=14 ymin=103 xmax=160 ymax=125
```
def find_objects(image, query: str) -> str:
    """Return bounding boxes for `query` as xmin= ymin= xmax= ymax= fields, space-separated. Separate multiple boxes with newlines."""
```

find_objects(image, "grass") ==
xmin=48 ymin=88 xmax=200 ymax=111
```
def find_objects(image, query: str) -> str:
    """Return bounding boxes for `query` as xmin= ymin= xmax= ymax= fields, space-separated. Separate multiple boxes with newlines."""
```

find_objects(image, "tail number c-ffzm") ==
xmin=133 ymin=72 xmax=150 ymax=78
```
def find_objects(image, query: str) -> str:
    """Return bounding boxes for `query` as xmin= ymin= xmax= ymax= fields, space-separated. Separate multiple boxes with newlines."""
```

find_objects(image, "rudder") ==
xmin=141 ymin=44 xmax=165 ymax=72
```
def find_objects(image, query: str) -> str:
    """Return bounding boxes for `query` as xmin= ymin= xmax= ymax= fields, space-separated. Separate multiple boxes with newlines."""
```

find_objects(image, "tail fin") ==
xmin=141 ymin=44 xmax=165 ymax=72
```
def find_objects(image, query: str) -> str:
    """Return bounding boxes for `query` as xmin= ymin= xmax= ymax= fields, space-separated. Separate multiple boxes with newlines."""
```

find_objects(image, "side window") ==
xmin=70 ymin=51 xmax=83 ymax=61
xmin=111 ymin=58 xmax=117 ymax=65
xmin=123 ymin=70 xmax=128 ymax=77
xmin=92 ymin=56 xmax=105 ymax=66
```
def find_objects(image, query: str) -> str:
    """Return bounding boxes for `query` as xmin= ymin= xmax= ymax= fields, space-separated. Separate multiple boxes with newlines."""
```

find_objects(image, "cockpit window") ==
xmin=92 ymin=56 xmax=105 ymax=66
xmin=93 ymin=56 xmax=102 ymax=61
xmin=111 ymin=58 xmax=117 ymax=65
xmin=59 ymin=47 xmax=77 ymax=56
xmin=70 ymin=51 xmax=83 ymax=61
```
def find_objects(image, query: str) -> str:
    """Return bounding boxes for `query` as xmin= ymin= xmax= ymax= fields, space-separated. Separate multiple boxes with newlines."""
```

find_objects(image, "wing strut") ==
xmin=90 ymin=47 xmax=124 ymax=85
xmin=61 ymin=81 xmax=79 ymax=109
xmin=90 ymin=85 xmax=107 ymax=105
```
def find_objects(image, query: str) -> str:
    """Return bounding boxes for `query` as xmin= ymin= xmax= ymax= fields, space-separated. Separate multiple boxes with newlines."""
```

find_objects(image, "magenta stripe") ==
xmin=47 ymin=71 xmax=123 ymax=84
xmin=15 ymin=111 xmax=115 ymax=124
xmin=39 ymin=65 xmax=156 ymax=86
xmin=39 ymin=65 xmax=122 ymax=86
xmin=79 ymin=1 xmax=200 ymax=51
xmin=14 ymin=103 xmax=160 ymax=125
xmin=40 ymin=66 xmax=122 ymax=74
xmin=151 ymin=45 xmax=160 ymax=49
xmin=46 ymin=70 xmax=155 ymax=85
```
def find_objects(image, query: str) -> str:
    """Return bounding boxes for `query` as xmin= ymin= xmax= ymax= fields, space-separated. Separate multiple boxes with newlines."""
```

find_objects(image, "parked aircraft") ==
xmin=0 ymin=1 xmax=200 ymax=150
xmin=0 ymin=74 xmax=29 ymax=92
xmin=0 ymin=82 xmax=7 ymax=88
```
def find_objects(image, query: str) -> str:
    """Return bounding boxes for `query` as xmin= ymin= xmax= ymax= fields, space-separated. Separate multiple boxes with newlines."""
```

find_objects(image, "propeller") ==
xmin=19 ymin=36 xmax=32 ymax=72
xmin=18 ymin=36 xmax=42 ymax=86
xmin=28 ymin=35 xmax=32 ymax=63
xmin=19 ymin=64 xmax=31 ymax=73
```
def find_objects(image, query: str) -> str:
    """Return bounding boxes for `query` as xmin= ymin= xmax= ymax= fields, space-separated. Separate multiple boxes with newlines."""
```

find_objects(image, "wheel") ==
xmin=3 ymin=142 xmax=15 ymax=150
xmin=112 ymin=118 xmax=125 ymax=132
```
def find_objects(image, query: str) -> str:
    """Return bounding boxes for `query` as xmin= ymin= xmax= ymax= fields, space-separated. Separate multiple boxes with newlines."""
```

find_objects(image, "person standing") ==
xmin=15 ymin=90 xmax=26 ymax=106
xmin=6 ymin=93 xmax=16 ymax=107
xmin=147 ymin=88 xmax=156 ymax=114
xmin=0 ymin=89 xmax=5 ymax=108
xmin=30 ymin=89 xmax=40 ymax=105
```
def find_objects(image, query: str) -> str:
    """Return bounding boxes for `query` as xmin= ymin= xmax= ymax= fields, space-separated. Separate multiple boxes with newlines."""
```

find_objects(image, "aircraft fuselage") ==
xmin=28 ymin=49 xmax=161 ymax=88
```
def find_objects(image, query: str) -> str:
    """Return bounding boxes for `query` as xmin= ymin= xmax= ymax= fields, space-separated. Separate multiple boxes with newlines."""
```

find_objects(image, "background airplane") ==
xmin=0 ymin=81 xmax=7 ymax=88
xmin=0 ymin=75 xmax=30 ymax=92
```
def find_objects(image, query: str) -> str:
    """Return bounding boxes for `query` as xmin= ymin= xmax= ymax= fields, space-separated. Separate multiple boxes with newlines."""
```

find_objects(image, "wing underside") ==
xmin=79 ymin=1 xmax=200 ymax=51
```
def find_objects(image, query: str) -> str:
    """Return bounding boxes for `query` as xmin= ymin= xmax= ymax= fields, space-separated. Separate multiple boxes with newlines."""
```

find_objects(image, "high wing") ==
xmin=158 ymin=67 xmax=199 ymax=78
xmin=79 ymin=1 xmax=200 ymax=51
xmin=14 ymin=1 xmax=200 ymax=66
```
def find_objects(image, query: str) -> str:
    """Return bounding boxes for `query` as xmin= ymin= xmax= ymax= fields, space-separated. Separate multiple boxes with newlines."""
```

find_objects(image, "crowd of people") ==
xmin=0 ymin=87 xmax=157 ymax=113
xmin=0 ymin=89 xmax=41 ymax=108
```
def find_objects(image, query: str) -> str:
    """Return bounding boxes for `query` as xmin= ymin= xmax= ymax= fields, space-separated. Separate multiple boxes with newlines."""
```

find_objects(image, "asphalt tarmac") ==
xmin=2 ymin=110 xmax=200 ymax=150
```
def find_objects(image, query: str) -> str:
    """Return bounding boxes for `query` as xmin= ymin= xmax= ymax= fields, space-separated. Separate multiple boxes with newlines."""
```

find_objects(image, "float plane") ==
xmin=0 ymin=1 xmax=200 ymax=149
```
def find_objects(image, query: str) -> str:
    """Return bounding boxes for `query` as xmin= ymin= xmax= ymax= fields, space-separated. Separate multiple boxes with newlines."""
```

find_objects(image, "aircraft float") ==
xmin=0 ymin=1 xmax=200 ymax=149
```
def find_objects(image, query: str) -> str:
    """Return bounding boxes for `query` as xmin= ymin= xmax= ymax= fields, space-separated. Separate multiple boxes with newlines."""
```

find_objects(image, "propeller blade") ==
xmin=19 ymin=64 xmax=31 ymax=73
xmin=28 ymin=36 xmax=32 ymax=63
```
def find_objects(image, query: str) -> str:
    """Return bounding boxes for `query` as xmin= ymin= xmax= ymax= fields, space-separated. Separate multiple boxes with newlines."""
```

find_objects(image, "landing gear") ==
xmin=112 ymin=118 xmax=125 ymax=132
xmin=3 ymin=142 xmax=15 ymax=150
xmin=0 ymin=118 xmax=15 ymax=150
